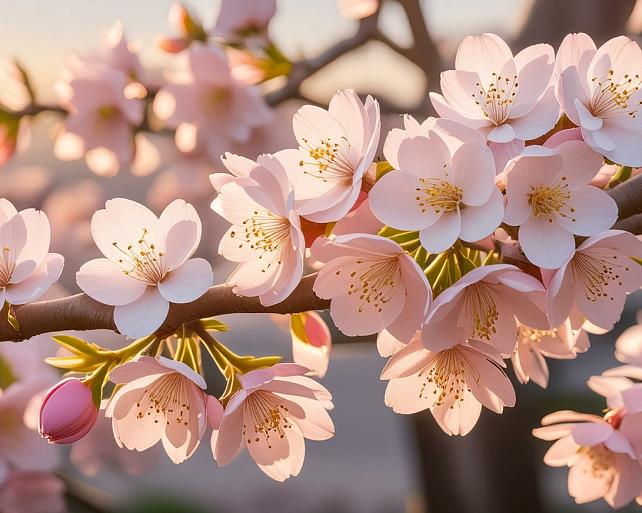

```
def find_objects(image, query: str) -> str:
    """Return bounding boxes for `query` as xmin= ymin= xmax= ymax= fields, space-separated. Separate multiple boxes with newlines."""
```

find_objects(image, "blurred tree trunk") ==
xmin=515 ymin=0 xmax=637 ymax=48
xmin=411 ymin=389 xmax=544 ymax=513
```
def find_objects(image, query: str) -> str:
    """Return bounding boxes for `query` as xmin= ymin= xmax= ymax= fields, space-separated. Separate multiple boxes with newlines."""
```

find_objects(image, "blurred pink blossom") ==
xmin=153 ymin=44 xmax=272 ymax=162
xmin=213 ymin=0 xmax=276 ymax=41
xmin=0 ymin=472 xmax=65 ymax=513
xmin=289 ymin=312 xmax=332 ymax=378
xmin=337 ymin=0 xmax=380 ymax=19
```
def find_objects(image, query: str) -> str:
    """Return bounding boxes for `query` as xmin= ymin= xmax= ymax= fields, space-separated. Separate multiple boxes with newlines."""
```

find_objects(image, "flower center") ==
xmin=135 ymin=374 xmax=190 ymax=427
xmin=97 ymin=105 xmax=118 ymax=120
xmin=336 ymin=256 xmax=400 ymax=313
xmin=466 ymin=283 xmax=499 ymax=340
xmin=0 ymin=246 xmax=15 ymax=287
xmin=415 ymin=176 xmax=463 ymax=214
xmin=243 ymin=391 xmax=292 ymax=450
xmin=590 ymin=69 xmax=642 ymax=119
xmin=230 ymin=210 xmax=291 ymax=273
xmin=472 ymin=73 xmax=519 ymax=125
xmin=527 ymin=178 xmax=575 ymax=222
xmin=578 ymin=444 xmax=616 ymax=481
xmin=571 ymin=251 xmax=629 ymax=303
xmin=112 ymin=228 xmax=166 ymax=285
xmin=298 ymin=136 xmax=354 ymax=184
xmin=419 ymin=349 xmax=470 ymax=407
xmin=519 ymin=326 xmax=558 ymax=345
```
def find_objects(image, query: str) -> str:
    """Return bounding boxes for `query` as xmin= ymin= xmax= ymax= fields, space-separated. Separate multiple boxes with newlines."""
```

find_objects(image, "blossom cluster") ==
xmin=0 ymin=0 xmax=641 ymax=506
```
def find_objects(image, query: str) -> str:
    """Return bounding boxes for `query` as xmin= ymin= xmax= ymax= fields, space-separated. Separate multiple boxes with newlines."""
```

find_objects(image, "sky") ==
xmin=0 ymin=0 xmax=530 ymax=104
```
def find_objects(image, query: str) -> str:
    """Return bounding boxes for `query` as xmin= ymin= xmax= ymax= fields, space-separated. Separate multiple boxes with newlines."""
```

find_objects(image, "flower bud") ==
xmin=39 ymin=378 xmax=98 ymax=444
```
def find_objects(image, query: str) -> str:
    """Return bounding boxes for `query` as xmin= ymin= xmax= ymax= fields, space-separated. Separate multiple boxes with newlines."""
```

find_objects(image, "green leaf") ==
xmin=200 ymin=318 xmax=230 ymax=332
xmin=0 ymin=356 xmax=16 ymax=389
xmin=51 ymin=335 xmax=102 ymax=356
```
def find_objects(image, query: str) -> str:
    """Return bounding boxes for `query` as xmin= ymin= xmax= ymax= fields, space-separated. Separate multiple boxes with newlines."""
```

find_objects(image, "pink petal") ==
xmin=158 ymin=258 xmax=212 ymax=304
xmin=439 ymin=70 xmax=488 ymax=120
xmin=519 ymin=216 xmax=575 ymax=269
xmin=213 ymin=403 xmax=245 ymax=466
xmin=419 ymin=210 xmax=461 ymax=253
xmin=459 ymin=187 xmax=504 ymax=242
xmin=5 ymin=253 xmax=63 ymax=305
xmin=160 ymin=199 xmax=201 ymax=269
xmin=452 ymin=142 xmax=495 ymax=206
xmin=558 ymin=185 xmax=618 ymax=236
xmin=455 ymin=33 xmax=513 ymax=86
xmin=114 ymin=287 xmax=169 ymax=338
xmin=571 ymin=421 xmax=612 ymax=446
xmin=77 ymin=258 xmax=147 ymax=306
xmin=543 ymin=435 xmax=579 ymax=466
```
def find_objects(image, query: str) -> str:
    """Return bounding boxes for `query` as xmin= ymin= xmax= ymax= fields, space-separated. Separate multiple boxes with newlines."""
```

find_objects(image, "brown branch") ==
xmin=0 ymin=274 xmax=328 ymax=343
xmin=609 ymin=173 xmax=642 ymax=220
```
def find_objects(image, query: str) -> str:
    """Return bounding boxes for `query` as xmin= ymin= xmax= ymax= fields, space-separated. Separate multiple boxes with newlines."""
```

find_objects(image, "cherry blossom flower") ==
xmin=212 ymin=153 xmax=305 ymax=307
xmin=533 ymin=410 xmax=642 ymax=508
xmin=614 ymin=313 xmax=642 ymax=367
xmin=337 ymin=0 xmax=380 ymax=19
xmin=289 ymin=312 xmax=332 ymax=378
xmin=512 ymin=317 xmax=589 ymax=388
xmin=370 ymin=130 xmax=504 ymax=253
xmin=422 ymin=264 xmax=549 ymax=355
xmin=213 ymin=0 xmax=276 ymax=41
xmin=381 ymin=335 xmax=515 ymax=435
xmin=276 ymin=89 xmax=380 ymax=223
xmin=429 ymin=33 xmax=560 ymax=170
xmin=106 ymin=356 xmax=216 ymax=464
xmin=544 ymin=230 xmax=642 ymax=331
xmin=76 ymin=198 xmax=213 ymax=339
xmin=211 ymin=363 xmax=334 ymax=482
xmin=39 ymin=378 xmax=98 ymax=444
xmin=0 ymin=199 xmax=64 ymax=308
xmin=0 ymin=472 xmax=65 ymax=513
xmin=55 ymin=68 xmax=144 ymax=176
xmin=504 ymin=141 xmax=618 ymax=268
xmin=311 ymin=233 xmax=431 ymax=341
xmin=153 ymin=43 xmax=272 ymax=162
xmin=158 ymin=3 xmax=207 ymax=54
xmin=556 ymin=33 xmax=642 ymax=166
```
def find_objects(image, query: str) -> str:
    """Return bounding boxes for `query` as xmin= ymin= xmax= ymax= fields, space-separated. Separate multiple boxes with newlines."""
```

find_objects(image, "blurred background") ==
xmin=1 ymin=0 xmax=642 ymax=512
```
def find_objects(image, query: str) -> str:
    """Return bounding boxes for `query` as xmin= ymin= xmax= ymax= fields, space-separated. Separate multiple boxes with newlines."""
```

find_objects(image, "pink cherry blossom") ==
xmin=0 ymin=199 xmax=64 ymax=308
xmin=212 ymin=153 xmax=304 ymax=306
xmin=76 ymin=198 xmax=213 ymax=339
xmin=211 ymin=363 xmax=334 ymax=482
xmin=70 ymin=413 xmax=159 ymax=477
xmin=422 ymin=264 xmax=549 ymax=355
xmin=370 ymin=130 xmax=504 ymax=253
xmin=0 ymin=472 xmax=65 ymax=513
xmin=556 ymin=33 xmax=642 ymax=166
xmin=381 ymin=335 xmax=515 ymax=435
xmin=39 ymin=378 xmax=98 ymax=444
xmin=106 ymin=356 xmax=215 ymax=464
xmin=613 ymin=311 xmax=642 ymax=367
xmin=289 ymin=312 xmax=332 ymax=378
xmin=533 ymin=410 xmax=642 ymax=508
xmin=337 ymin=0 xmax=380 ymax=19
xmin=311 ymin=233 xmax=431 ymax=341
xmin=55 ymin=68 xmax=144 ymax=176
xmin=512 ymin=317 xmax=589 ymax=388
xmin=213 ymin=0 xmax=276 ymax=40
xmin=158 ymin=3 xmax=206 ymax=54
xmin=429 ymin=33 xmax=560 ymax=170
xmin=153 ymin=43 xmax=272 ymax=162
xmin=504 ymin=141 xmax=618 ymax=268
xmin=276 ymin=89 xmax=380 ymax=223
xmin=376 ymin=329 xmax=407 ymax=357
xmin=544 ymin=230 xmax=642 ymax=331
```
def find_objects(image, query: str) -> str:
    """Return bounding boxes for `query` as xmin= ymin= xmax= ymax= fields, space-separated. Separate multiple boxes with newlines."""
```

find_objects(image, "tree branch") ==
xmin=609 ymin=173 xmax=642 ymax=220
xmin=0 ymin=274 xmax=328 ymax=343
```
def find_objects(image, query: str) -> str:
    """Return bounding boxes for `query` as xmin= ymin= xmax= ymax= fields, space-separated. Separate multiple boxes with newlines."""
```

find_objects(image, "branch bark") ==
xmin=0 ymin=274 xmax=328 ymax=343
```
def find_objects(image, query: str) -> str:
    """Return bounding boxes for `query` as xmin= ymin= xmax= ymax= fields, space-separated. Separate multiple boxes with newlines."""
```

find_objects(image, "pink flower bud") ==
xmin=39 ymin=378 xmax=98 ymax=444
